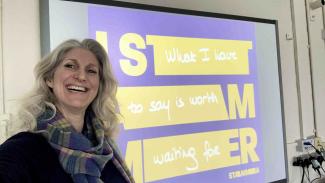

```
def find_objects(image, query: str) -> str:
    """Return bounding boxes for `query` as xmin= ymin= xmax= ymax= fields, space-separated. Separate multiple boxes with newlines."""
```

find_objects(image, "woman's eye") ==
xmin=64 ymin=64 xmax=74 ymax=68
xmin=64 ymin=63 xmax=75 ymax=69
xmin=88 ymin=69 xmax=98 ymax=74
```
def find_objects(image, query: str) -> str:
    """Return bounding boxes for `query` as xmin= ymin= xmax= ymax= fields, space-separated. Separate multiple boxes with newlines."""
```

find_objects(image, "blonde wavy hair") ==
xmin=13 ymin=39 xmax=119 ymax=138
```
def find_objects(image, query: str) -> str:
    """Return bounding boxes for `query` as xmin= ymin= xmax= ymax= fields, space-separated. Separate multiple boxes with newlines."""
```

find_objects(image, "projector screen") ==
xmin=41 ymin=1 xmax=287 ymax=182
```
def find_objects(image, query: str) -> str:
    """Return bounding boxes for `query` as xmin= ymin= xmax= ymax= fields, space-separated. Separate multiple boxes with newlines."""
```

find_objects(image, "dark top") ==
xmin=0 ymin=132 xmax=127 ymax=183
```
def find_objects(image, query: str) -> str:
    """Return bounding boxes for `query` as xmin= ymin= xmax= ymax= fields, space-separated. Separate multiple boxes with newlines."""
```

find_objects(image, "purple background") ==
xmin=88 ymin=5 xmax=264 ymax=183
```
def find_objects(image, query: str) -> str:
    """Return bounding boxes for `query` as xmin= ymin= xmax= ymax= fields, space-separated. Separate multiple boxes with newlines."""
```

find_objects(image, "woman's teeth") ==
xmin=67 ymin=85 xmax=87 ymax=92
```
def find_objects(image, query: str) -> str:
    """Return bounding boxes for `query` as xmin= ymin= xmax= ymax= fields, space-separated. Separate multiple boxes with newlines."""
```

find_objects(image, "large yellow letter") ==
xmin=239 ymin=128 xmax=259 ymax=164
xmin=228 ymin=83 xmax=256 ymax=119
xmin=119 ymin=33 xmax=147 ymax=76
xmin=96 ymin=31 xmax=109 ymax=53
xmin=125 ymin=140 xmax=143 ymax=183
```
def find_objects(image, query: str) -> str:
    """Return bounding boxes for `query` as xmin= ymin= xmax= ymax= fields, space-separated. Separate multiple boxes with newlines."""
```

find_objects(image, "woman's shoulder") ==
xmin=0 ymin=131 xmax=59 ymax=166
xmin=0 ymin=132 xmax=73 ymax=183
xmin=0 ymin=131 xmax=53 ymax=168
xmin=0 ymin=132 xmax=47 ymax=150
xmin=4 ymin=131 xmax=44 ymax=141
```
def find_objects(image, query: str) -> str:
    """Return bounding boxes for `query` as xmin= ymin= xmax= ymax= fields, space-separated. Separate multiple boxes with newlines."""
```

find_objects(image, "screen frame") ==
xmin=40 ymin=1 xmax=288 ymax=182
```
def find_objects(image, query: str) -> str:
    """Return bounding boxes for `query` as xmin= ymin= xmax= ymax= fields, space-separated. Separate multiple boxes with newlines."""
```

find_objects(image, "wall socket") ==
xmin=297 ymin=138 xmax=315 ymax=152
xmin=296 ymin=137 xmax=325 ymax=152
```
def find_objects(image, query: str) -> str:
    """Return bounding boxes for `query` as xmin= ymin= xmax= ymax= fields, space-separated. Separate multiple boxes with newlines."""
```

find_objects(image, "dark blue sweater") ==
xmin=0 ymin=132 xmax=127 ymax=183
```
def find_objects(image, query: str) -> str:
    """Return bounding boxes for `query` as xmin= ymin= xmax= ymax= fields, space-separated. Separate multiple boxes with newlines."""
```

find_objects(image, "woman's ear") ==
xmin=46 ymin=79 xmax=53 ymax=88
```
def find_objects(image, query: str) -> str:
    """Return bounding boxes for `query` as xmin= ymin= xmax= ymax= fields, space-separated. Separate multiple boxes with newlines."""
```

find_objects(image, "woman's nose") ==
xmin=74 ymin=70 xmax=86 ymax=81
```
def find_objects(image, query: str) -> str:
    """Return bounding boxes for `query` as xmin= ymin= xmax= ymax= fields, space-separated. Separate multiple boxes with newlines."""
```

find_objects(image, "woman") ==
xmin=0 ymin=39 xmax=134 ymax=183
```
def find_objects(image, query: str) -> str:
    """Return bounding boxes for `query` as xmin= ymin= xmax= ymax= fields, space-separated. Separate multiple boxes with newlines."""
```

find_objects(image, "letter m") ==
xmin=125 ymin=140 xmax=144 ymax=183
xmin=228 ymin=84 xmax=256 ymax=119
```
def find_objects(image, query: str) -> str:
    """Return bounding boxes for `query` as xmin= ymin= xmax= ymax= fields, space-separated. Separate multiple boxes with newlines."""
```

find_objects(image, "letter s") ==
xmin=119 ymin=33 xmax=147 ymax=76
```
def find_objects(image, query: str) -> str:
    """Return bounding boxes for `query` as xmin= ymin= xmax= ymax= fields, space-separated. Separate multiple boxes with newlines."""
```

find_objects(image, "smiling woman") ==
xmin=0 ymin=39 xmax=135 ymax=183
xmin=46 ymin=48 xmax=100 ymax=132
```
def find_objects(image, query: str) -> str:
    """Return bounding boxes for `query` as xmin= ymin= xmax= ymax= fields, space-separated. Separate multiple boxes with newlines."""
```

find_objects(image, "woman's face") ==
xmin=47 ymin=48 xmax=100 ymax=113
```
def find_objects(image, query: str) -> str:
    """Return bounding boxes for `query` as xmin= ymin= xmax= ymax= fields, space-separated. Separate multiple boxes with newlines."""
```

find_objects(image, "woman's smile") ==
xmin=46 ymin=48 xmax=100 ymax=113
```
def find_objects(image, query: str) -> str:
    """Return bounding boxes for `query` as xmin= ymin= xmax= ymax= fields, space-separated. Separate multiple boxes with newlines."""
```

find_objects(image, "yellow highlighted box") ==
xmin=117 ymin=85 xmax=229 ymax=130
xmin=96 ymin=31 xmax=109 ymax=53
xmin=146 ymin=35 xmax=252 ymax=75
xmin=143 ymin=128 xmax=259 ymax=182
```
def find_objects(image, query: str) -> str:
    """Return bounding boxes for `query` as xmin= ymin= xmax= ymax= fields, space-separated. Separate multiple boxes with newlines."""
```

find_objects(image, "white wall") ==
xmin=0 ymin=0 xmax=324 ymax=182
xmin=309 ymin=6 xmax=325 ymax=139
xmin=1 ymin=0 xmax=40 ymax=113
xmin=0 ymin=0 xmax=40 ymax=142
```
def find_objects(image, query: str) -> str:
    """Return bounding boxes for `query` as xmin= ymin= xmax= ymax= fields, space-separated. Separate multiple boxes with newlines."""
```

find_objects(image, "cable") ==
xmin=306 ymin=166 xmax=312 ymax=183
xmin=302 ymin=166 xmax=305 ymax=183
xmin=310 ymin=156 xmax=322 ymax=177
xmin=305 ymin=141 xmax=325 ymax=178
xmin=311 ymin=177 xmax=321 ymax=183
xmin=321 ymin=165 xmax=325 ymax=174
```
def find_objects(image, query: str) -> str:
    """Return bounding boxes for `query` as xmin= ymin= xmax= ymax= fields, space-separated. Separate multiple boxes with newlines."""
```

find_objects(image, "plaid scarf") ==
xmin=36 ymin=109 xmax=134 ymax=183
